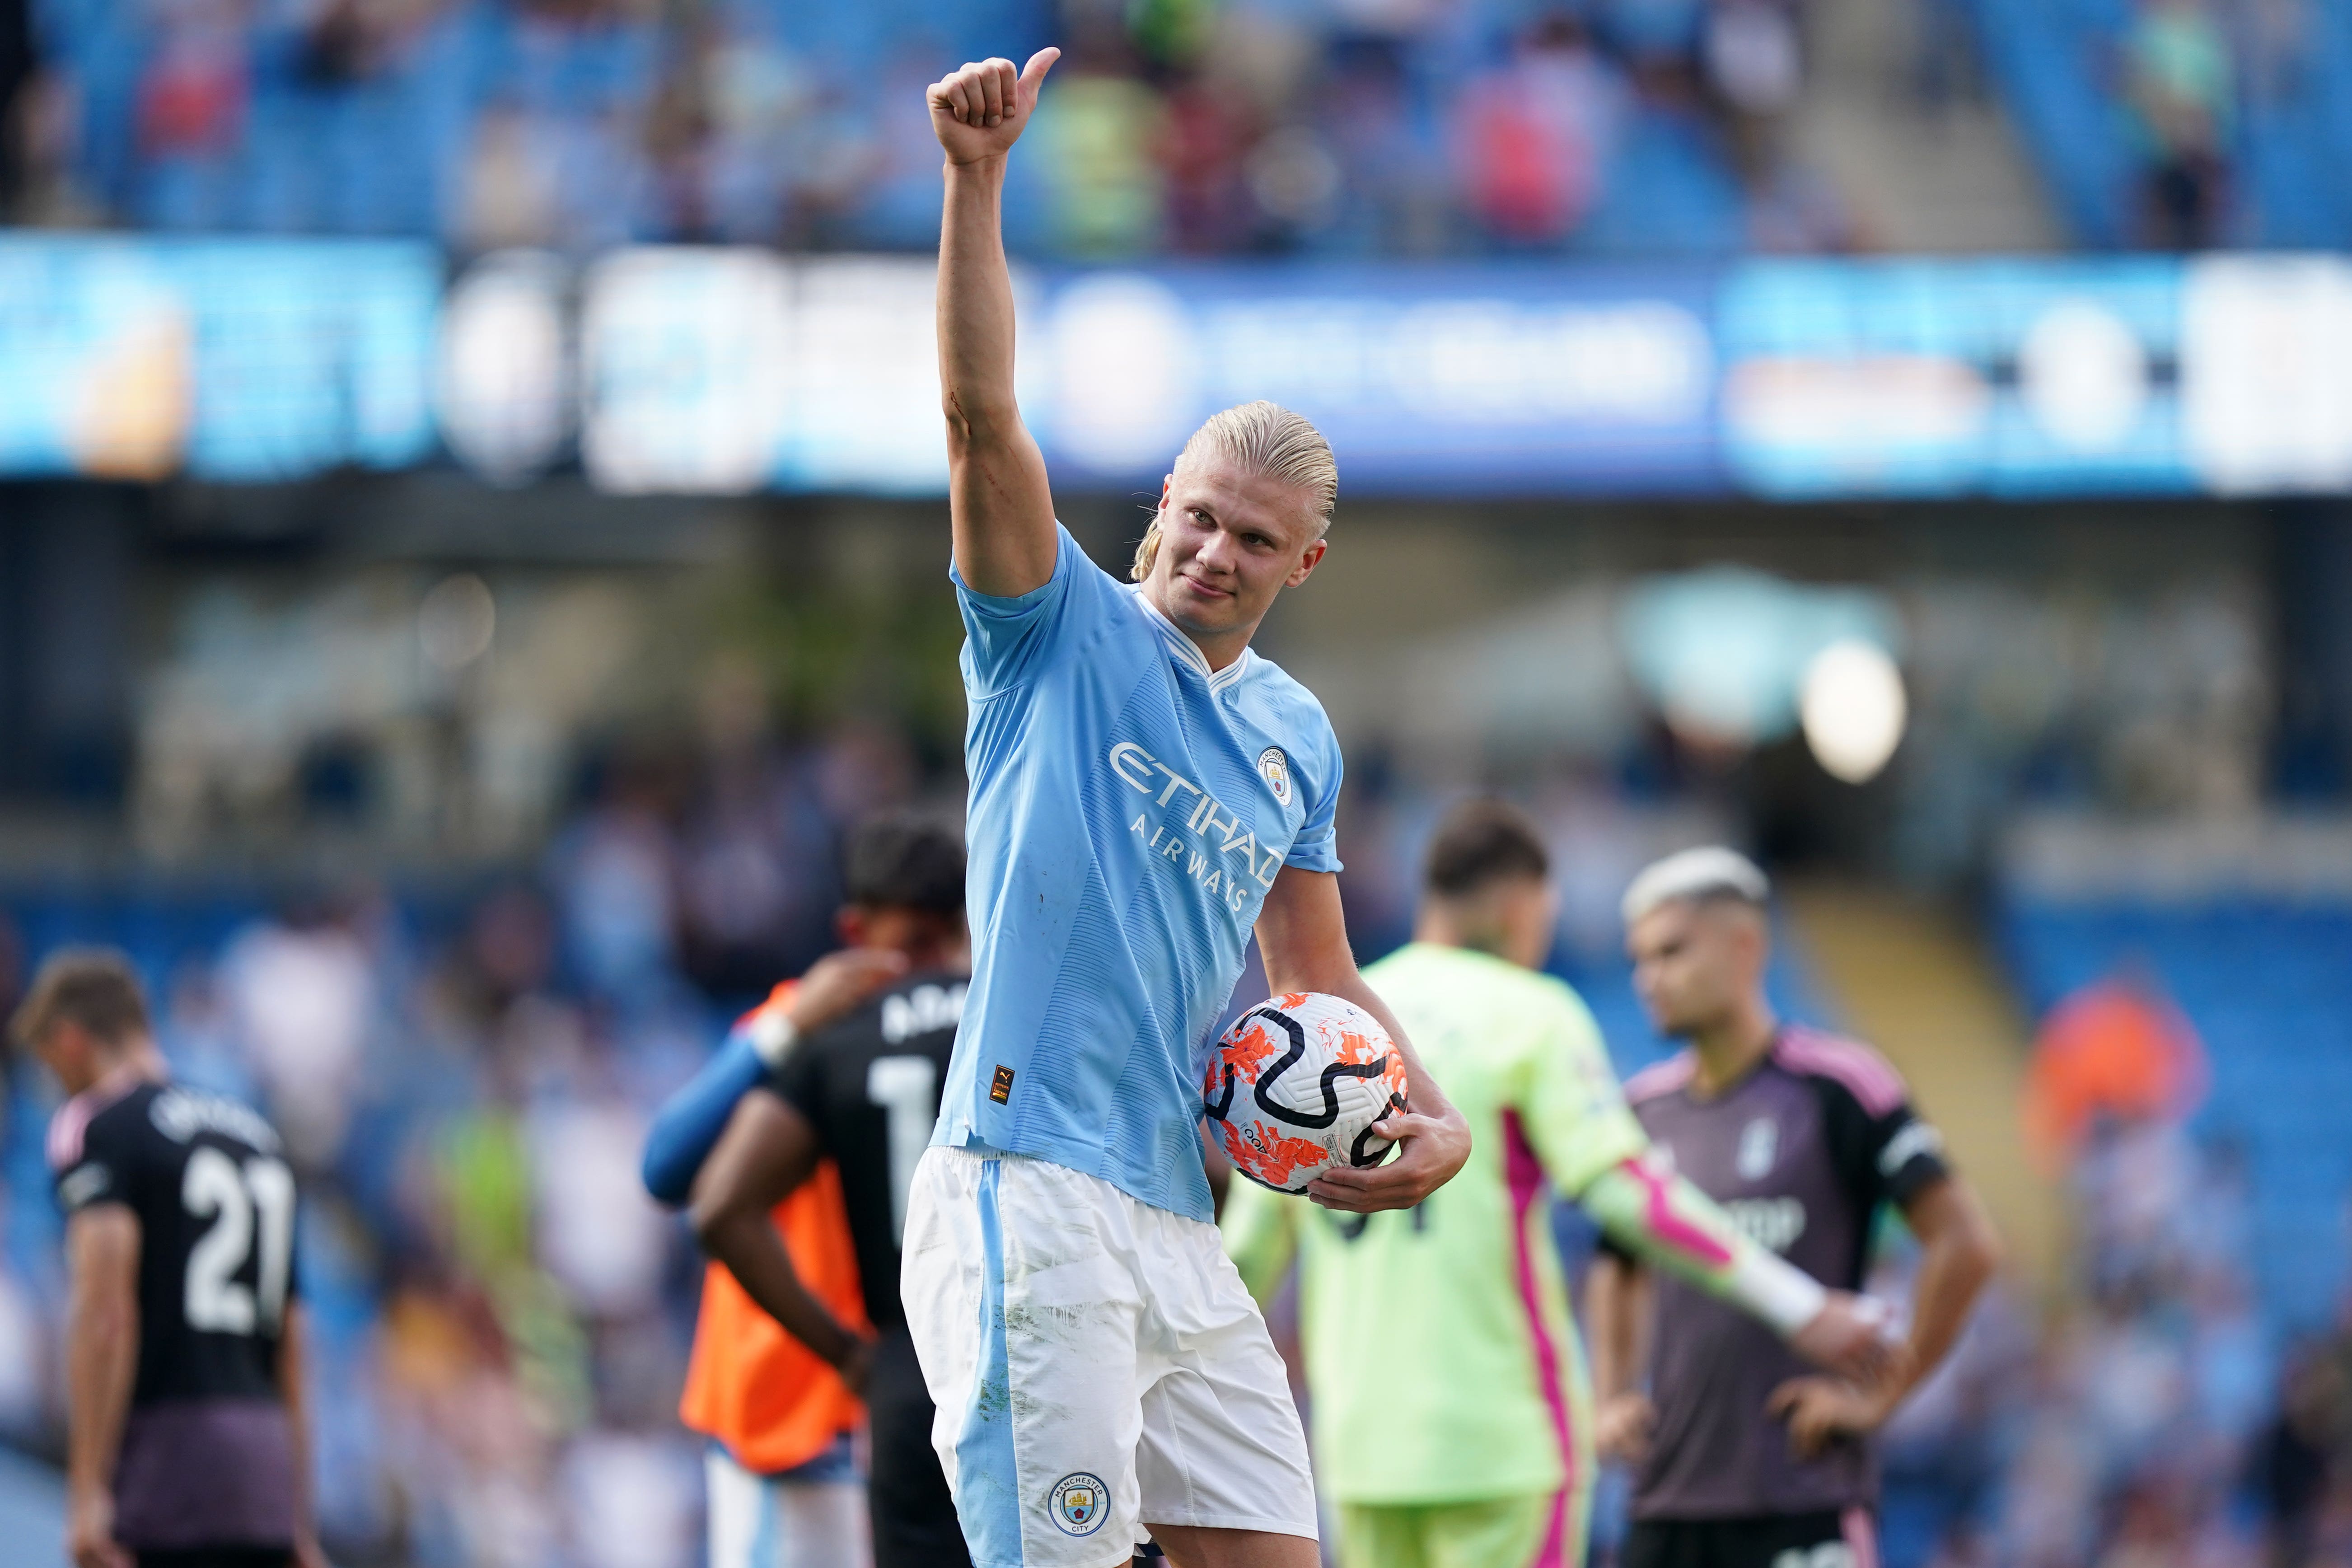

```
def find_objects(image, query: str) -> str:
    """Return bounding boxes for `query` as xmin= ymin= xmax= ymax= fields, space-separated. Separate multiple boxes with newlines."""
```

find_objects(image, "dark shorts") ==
xmin=867 ymin=1322 xmax=973 ymax=1568
xmin=137 ymin=1550 xmax=289 ymax=1568
xmin=1624 ymin=1509 xmax=1877 ymax=1568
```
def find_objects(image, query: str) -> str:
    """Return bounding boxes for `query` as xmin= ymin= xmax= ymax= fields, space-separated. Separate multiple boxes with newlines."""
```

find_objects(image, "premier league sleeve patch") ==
xmin=1048 ymin=1471 xmax=1109 ymax=1536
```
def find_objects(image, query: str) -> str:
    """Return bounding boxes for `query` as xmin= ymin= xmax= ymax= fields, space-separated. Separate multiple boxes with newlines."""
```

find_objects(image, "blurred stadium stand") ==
xmin=1997 ymin=814 xmax=2352 ymax=1332
xmin=18 ymin=0 xmax=2352 ymax=259
xmin=1966 ymin=0 xmax=2352 ymax=249
xmin=5 ymin=3 xmax=2352 ymax=1566
xmin=11 ymin=0 xmax=1857 ymax=257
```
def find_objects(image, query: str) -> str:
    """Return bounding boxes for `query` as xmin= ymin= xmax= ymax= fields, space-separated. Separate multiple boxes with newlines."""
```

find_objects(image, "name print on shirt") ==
xmin=1109 ymin=740 xmax=1284 ymax=917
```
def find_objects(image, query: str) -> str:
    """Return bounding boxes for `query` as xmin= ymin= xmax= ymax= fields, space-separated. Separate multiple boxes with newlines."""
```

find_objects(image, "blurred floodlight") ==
xmin=2181 ymin=256 xmax=2352 ymax=494
xmin=0 ymin=240 xmax=192 ymax=479
xmin=1623 ymin=569 xmax=1900 ymax=749
xmin=420 ymin=574 xmax=496 ymax=671
xmin=2019 ymin=299 xmax=2147 ymax=453
xmin=580 ymin=248 xmax=792 ymax=494
xmin=439 ymin=250 xmax=569 ymax=487
xmin=1047 ymin=274 xmax=1201 ymax=471
xmin=1801 ymin=639 xmax=1907 ymax=783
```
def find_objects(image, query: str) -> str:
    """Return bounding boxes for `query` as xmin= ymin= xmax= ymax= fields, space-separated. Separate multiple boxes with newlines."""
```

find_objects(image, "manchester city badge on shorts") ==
xmin=1048 ymin=1472 xmax=1109 ymax=1536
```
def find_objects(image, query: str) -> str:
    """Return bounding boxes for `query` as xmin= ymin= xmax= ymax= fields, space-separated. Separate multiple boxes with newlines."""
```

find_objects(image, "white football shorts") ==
xmin=901 ymin=1145 xmax=1319 ymax=1568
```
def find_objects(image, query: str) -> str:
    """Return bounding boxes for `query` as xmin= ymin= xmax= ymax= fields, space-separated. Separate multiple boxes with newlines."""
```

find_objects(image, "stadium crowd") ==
xmin=6 ymin=0 xmax=1857 ymax=255
xmin=0 ymin=713 xmax=2344 ymax=1567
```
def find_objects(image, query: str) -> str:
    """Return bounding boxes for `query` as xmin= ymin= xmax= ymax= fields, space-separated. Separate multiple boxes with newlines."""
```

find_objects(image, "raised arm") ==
xmin=1253 ymin=866 xmax=1471 ymax=1212
xmin=930 ymin=48 xmax=1061 ymax=597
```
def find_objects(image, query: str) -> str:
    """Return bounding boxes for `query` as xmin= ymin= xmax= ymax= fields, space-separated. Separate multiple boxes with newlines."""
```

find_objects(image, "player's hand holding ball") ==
xmin=1305 ymin=1102 xmax=1471 ymax=1212
xmin=927 ymin=48 xmax=1059 ymax=165
xmin=1202 ymin=992 xmax=1472 ymax=1211
xmin=1204 ymin=993 xmax=1409 ymax=1194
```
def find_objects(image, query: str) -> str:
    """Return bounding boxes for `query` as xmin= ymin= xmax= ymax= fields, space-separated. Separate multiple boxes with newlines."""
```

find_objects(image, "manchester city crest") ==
xmin=1049 ymin=1471 xmax=1109 ymax=1536
xmin=1257 ymin=746 xmax=1292 ymax=806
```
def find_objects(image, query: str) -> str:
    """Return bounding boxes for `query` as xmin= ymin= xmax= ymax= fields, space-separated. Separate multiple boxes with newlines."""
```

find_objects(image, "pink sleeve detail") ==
xmin=1621 ymin=1151 xmax=1733 ymax=1267
xmin=1773 ymin=1026 xmax=1908 ymax=1117
xmin=1622 ymin=1053 xmax=1696 ymax=1105
xmin=46 ymin=1095 xmax=94 ymax=1171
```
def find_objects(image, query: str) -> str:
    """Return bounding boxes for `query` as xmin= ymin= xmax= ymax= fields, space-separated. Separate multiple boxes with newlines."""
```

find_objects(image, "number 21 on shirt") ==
xmin=183 ymin=1146 xmax=295 ymax=1334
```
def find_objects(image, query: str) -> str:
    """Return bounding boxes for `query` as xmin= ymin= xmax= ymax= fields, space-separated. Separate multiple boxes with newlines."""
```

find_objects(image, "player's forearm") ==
xmin=697 ymin=1208 xmax=865 ymax=1369
xmin=1889 ymin=1180 xmax=2000 ymax=1398
xmin=1579 ymin=1154 xmax=1825 ymax=1338
xmin=1259 ymin=902 xmax=1452 ymax=1123
xmin=939 ymin=160 xmax=1056 ymax=596
xmin=1329 ymin=969 xmax=1454 ymax=1121
xmin=64 ymin=1268 xmax=137 ymax=1498
xmin=940 ymin=159 xmax=1019 ymax=437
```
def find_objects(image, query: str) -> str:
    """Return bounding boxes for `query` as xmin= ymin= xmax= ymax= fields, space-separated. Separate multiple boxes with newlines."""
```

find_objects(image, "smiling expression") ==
xmin=1141 ymin=454 xmax=1328 ymax=667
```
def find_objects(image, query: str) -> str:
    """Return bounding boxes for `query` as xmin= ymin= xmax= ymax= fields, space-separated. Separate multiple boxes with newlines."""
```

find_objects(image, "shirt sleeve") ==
xmin=1517 ymin=981 xmax=1651 ymax=1199
xmin=640 ymin=1028 xmax=772 ymax=1206
xmin=762 ymin=1036 xmax=825 ymax=1130
xmin=1280 ymin=708 xmax=1345 ymax=874
xmin=52 ymin=1108 xmax=135 ymax=1216
xmin=953 ymin=524 xmax=1093 ymax=699
xmin=1817 ymin=1074 xmax=1951 ymax=1214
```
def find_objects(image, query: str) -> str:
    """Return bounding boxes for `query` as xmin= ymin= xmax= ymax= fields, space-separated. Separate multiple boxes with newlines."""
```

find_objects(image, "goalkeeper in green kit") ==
xmin=1220 ymin=800 xmax=1893 ymax=1568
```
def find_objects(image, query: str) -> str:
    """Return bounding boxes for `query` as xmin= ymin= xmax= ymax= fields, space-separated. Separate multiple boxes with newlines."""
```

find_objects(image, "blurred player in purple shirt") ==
xmin=1588 ymin=849 xmax=2001 ymax=1568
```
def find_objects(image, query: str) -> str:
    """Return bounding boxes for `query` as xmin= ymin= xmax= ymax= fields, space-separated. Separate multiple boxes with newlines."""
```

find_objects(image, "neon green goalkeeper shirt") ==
xmin=1220 ymin=942 xmax=1649 ymax=1510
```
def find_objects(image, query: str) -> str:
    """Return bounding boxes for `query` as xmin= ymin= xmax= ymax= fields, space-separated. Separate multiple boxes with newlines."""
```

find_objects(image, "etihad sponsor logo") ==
xmin=1109 ymin=741 xmax=1281 ymax=915
xmin=1725 ymin=1195 xmax=1806 ymax=1254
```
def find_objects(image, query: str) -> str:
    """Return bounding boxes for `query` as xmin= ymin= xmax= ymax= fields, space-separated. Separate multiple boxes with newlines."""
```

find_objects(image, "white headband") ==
xmin=1621 ymin=846 xmax=1771 ymax=927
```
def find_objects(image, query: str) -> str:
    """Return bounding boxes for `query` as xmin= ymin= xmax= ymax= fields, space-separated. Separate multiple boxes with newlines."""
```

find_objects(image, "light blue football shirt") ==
xmin=934 ymin=525 xmax=1345 ymax=1222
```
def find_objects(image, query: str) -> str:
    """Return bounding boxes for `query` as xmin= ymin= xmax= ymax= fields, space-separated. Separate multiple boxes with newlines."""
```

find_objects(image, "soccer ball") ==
xmin=1202 ymin=992 xmax=1410 ymax=1194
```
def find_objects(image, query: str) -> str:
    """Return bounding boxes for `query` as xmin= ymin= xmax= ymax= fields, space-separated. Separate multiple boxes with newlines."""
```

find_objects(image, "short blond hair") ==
xmin=1131 ymin=401 xmax=1338 ymax=582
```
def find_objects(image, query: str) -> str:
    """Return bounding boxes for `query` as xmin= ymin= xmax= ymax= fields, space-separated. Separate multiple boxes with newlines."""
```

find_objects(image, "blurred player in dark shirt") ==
xmin=14 ymin=949 xmax=322 ymax=1568
xmin=1588 ymin=850 xmax=2001 ymax=1568
xmin=680 ymin=817 xmax=977 ymax=1568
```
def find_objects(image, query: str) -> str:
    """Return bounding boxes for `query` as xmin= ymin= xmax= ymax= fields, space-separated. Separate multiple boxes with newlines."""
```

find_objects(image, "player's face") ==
xmin=29 ymin=1019 xmax=100 ymax=1095
xmin=1627 ymin=900 xmax=1760 ymax=1038
xmin=1146 ymin=456 xmax=1327 ymax=643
